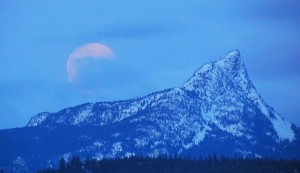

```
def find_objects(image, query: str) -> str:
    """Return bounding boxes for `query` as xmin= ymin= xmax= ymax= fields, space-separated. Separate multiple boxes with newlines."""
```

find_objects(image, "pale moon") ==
xmin=67 ymin=43 xmax=114 ymax=82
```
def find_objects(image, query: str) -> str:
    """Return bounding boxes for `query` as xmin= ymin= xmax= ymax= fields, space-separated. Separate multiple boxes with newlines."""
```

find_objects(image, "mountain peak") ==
xmin=182 ymin=50 xmax=249 ymax=94
xmin=4 ymin=50 xmax=298 ymax=171
xmin=217 ymin=49 xmax=243 ymax=69
xmin=225 ymin=49 xmax=240 ymax=58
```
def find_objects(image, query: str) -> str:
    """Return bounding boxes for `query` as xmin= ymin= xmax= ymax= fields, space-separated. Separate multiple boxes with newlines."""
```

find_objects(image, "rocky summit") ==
xmin=1 ymin=50 xmax=299 ymax=171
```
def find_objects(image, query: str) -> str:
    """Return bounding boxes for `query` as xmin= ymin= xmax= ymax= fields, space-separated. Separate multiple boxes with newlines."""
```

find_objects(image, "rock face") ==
xmin=1 ymin=50 xmax=299 ymax=171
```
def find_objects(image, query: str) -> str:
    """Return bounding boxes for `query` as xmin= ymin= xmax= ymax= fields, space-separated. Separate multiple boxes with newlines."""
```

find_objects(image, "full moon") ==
xmin=67 ymin=43 xmax=114 ymax=82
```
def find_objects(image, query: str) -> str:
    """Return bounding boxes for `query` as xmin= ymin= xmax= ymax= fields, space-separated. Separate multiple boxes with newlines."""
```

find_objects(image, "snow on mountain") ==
xmin=27 ymin=50 xmax=295 ymax=145
xmin=2 ymin=50 xmax=299 ymax=171
xmin=27 ymin=112 xmax=50 ymax=126
xmin=182 ymin=50 xmax=294 ymax=142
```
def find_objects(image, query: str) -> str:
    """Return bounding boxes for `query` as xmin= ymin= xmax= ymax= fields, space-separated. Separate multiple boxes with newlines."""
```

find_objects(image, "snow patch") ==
xmin=125 ymin=152 xmax=135 ymax=158
xmin=255 ymin=154 xmax=262 ymax=158
xmin=94 ymin=153 xmax=104 ymax=160
xmin=250 ymin=91 xmax=295 ymax=142
xmin=112 ymin=142 xmax=123 ymax=153
xmin=226 ymin=50 xmax=240 ymax=57
xmin=134 ymin=137 xmax=149 ymax=148
xmin=94 ymin=141 xmax=104 ymax=147
xmin=62 ymin=153 xmax=71 ymax=162
xmin=27 ymin=113 xmax=49 ymax=126
xmin=203 ymin=110 xmax=243 ymax=137
xmin=193 ymin=126 xmax=210 ymax=145
xmin=198 ymin=64 xmax=212 ymax=73
xmin=73 ymin=105 xmax=93 ymax=124
xmin=183 ymin=126 xmax=210 ymax=149
xmin=271 ymin=113 xmax=294 ymax=142
xmin=111 ymin=133 xmax=120 ymax=137
xmin=257 ymin=99 xmax=269 ymax=116
xmin=183 ymin=143 xmax=193 ymax=149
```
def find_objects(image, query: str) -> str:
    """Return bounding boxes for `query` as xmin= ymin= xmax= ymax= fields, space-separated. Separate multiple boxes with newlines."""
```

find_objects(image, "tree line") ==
xmin=36 ymin=154 xmax=300 ymax=173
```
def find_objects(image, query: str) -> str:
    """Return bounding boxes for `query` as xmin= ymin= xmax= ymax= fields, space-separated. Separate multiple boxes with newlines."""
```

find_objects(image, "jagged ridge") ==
xmin=2 ymin=50 xmax=298 ymax=171
xmin=27 ymin=50 xmax=295 ymax=142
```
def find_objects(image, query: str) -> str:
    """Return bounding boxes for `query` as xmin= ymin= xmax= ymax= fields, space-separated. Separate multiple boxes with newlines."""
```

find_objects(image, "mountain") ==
xmin=1 ymin=50 xmax=299 ymax=171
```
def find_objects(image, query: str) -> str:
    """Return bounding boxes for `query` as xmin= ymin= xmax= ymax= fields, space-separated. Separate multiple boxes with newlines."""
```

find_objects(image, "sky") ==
xmin=0 ymin=0 xmax=300 ymax=129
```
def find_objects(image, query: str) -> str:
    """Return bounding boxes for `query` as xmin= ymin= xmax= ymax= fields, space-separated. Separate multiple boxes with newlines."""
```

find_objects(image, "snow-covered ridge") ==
xmin=26 ymin=50 xmax=295 ymax=145
xmin=247 ymin=87 xmax=295 ymax=141
xmin=27 ymin=112 xmax=50 ymax=126
xmin=2 ymin=50 xmax=300 ymax=171
xmin=182 ymin=50 xmax=248 ymax=92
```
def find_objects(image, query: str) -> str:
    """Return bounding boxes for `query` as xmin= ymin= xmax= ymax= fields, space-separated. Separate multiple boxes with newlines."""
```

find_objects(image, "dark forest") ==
xmin=34 ymin=155 xmax=300 ymax=173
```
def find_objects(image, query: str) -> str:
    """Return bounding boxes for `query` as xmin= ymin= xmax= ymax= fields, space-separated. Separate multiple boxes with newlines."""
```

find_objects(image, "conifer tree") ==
xmin=58 ymin=158 xmax=66 ymax=173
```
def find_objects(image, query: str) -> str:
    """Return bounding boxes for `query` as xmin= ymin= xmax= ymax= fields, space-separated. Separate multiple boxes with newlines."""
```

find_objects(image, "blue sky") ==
xmin=0 ymin=0 xmax=300 ymax=129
